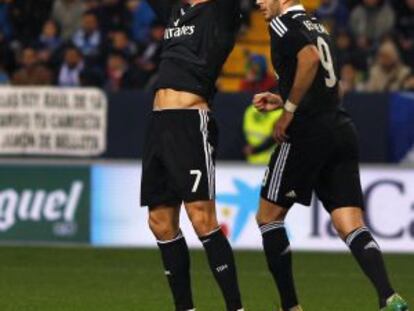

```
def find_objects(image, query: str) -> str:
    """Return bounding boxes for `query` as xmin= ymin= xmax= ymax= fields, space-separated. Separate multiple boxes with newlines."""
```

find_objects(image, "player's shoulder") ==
xmin=269 ymin=10 xmax=314 ymax=39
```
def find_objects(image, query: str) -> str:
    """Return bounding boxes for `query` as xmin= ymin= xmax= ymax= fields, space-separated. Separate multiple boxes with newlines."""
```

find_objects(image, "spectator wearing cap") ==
xmin=315 ymin=0 xmax=349 ymax=31
xmin=349 ymin=0 xmax=395 ymax=50
xmin=52 ymin=0 xmax=84 ymax=41
xmin=58 ymin=46 xmax=84 ymax=87
xmin=72 ymin=12 xmax=102 ymax=64
xmin=127 ymin=0 xmax=156 ymax=44
xmin=240 ymin=53 xmax=277 ymax=93
xmin=11 ymin=47 xmax=53 ymax=85
xmin=394 ymin=0 xmax=414 ymax=69
xmin=365 ymin=40 xmax=411 ymax=92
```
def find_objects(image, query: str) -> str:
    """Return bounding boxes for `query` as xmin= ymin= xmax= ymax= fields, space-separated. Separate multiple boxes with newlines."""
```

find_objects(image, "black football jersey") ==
xmin=147 ymin=0 xmax=240 ymax=102
xmin=269 ymin=6 xmax=341 ymax=117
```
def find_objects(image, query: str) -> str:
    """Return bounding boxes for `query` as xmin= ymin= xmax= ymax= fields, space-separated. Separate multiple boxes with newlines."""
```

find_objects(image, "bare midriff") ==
xmin=153 ymin=88 xmax=209 ymax=111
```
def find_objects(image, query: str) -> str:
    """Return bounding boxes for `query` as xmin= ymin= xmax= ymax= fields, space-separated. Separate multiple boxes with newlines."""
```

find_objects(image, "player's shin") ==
xmin=345 ymin=226 xmax=395 ymax=308
xmin=157 ymin=230 xmax=195 ymax=311
xmin=199 ymin=227 xmax=243 ymax=311
xmin=259 ymin=221 xmax=299 ymax=310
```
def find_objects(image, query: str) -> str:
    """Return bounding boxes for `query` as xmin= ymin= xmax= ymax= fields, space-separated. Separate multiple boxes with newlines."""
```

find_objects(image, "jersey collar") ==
xmin=280 ymin=4 xmax=305 ymax=16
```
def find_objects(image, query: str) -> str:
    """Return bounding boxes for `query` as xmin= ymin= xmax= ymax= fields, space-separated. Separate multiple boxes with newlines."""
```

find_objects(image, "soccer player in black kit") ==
xmin=140 ymin=0 xmax=244 ymax=310
xmin=253 ymin=0 xmax=409 ymax=310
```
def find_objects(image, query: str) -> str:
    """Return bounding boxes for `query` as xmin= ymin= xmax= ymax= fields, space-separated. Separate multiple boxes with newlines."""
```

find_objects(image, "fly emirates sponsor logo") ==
xmin=164 ymin=20 xmax=195 ymax=40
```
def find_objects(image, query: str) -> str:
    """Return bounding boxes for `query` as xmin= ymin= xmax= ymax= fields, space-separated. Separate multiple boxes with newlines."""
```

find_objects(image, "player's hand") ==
xmin=274 ymin=110 xmax=294 ymax=144
xmin=253 ymin=92 xmax=283 ymax=112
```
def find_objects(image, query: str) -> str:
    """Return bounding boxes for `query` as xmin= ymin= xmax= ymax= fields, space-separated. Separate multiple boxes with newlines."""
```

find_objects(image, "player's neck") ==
xmin=280 ymin=2 xmax=304 ymax=15
xmin=187 ymin=0 xmax=210 ymax=6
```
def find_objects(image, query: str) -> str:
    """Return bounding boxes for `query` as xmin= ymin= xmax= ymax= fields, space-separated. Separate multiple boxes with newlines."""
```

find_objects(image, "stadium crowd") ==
xmin=0 ymin=0 xmax=413 ymax=92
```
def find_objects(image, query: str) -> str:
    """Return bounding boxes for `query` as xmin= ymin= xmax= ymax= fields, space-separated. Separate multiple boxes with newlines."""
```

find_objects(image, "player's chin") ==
xmin=264 ymin=14 xmax=272 ymax=22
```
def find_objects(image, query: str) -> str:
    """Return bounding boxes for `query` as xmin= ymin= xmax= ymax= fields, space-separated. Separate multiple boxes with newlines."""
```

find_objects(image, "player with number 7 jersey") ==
xmin=252 ymin=1 xmax=408 ymax=310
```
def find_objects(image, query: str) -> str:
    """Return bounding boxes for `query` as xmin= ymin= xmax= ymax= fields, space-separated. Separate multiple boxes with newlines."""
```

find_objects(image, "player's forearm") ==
xmin=287 ymin=45 xmax=320 ymax=107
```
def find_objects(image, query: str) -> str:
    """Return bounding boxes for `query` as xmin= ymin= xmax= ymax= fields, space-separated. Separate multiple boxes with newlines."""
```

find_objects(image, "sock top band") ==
xmin=259 ymin=221 xmax=285 ymax=235
xmin=345 ymin=226 xmax=369 ymax=246
xmin=157 ymin=230 xmax=184 ymax=245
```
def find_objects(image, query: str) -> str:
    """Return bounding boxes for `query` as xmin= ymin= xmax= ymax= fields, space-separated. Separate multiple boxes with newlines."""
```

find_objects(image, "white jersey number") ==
xmin=316 ymin=36 xmax=337 ymax=88
xmin=190 ymin=170 xmax=202 ymax=193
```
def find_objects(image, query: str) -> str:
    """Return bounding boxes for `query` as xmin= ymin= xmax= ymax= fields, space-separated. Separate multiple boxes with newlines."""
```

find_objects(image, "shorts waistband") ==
xmin=152 ymin=109 xmax=211 ymax=115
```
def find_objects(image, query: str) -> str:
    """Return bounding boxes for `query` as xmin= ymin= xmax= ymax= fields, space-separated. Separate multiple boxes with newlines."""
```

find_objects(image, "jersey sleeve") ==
xmin=270 ymin=18 xmax=314 ymax=56
xmin=146 ymin=0 xmax=175 ymax=24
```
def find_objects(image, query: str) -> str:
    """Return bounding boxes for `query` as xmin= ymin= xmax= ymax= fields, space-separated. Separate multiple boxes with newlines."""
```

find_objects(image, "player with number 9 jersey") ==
xmin=260 ymin=6 xmax=362 ymax=209
xmin=270 ymin=11 xmax=342 ymax=127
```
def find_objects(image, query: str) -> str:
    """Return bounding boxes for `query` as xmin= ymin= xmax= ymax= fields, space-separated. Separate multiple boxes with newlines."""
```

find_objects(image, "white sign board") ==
xmin=0 ymin=87 xmax=107 ymax=156
xmin=91 ymin=164 xmax=414 ymax=253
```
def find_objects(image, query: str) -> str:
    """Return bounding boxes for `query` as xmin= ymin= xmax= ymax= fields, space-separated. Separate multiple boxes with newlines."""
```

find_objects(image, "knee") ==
xmin=333 ymin=222 xmax=364 ymax=241
xmin=148 ymin=214 xmax=179 ymax=241
xmin=187 ymin=203 xmax=218 ymax=236
xmin=256 ymin=200 xmax=287 ymax=225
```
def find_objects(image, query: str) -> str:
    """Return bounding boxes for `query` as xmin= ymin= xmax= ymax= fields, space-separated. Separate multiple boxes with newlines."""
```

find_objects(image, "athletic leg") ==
xmin=185 ymin=200 xmax=243 ymax=311
xmin=256 ymin=198 xmax=299 ymax=311
xmin=148 ymin=205 xmax=194 ymax=311
xmin=331 ymin=207 xmax=395 ymax=308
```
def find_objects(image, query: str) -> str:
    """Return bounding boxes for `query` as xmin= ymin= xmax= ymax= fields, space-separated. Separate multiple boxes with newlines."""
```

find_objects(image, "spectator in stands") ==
xmin=108 ymin=30 xmax=137 ymax=61
xmin=36 ymin=20 xmax=63 ymax=65
xmin=240 ymin=53 xmax=277 ymax=93
xmin=97 ymin=0 xmax=128 ymax=35
xmin=403 ymin=74 xmax=414 ymax=91
xmin=0 ymin=18 xmax=15 ymax=74
xmin=0 ymin=1 xmax=12 ymax=41
xmin=72 ymin=12 xmax=102 ymax=64
xmin=365 ymin=40 xmax=411 ymax=92
xmin=394 ymin=0 xmax=414 ymax=69
xmin=11 ymin=47 xmax=53 ymax=85
xmin=349 ymin=0 xmax=395 ymax=50
xmin=340 ymin=63 xmax=364 ymax=96
xmin=57 ymin=46 xmax=84 ymax=87
xmin=9 ymin=0 xmax=54 ymax=45
xmin=105 ymin=53 xmax=140 ymax=91
xmin=315 ymin=0 xmax=349 ymax=31
xmin=52 ymin=0 xmax=84 ymax=41
xmin=84 ymin=0 xmax=101 ymax=14
xmin=127 ymin=0 xmax=156 ymax=44
xmin=135 ymin=21 xmax=164 ymax=87
xmin=335 ymin=28 xmax=368 ymax=71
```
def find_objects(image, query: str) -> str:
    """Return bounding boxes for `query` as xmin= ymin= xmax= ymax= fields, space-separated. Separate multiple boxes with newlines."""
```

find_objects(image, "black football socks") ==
xmin=260 ymin=221 xmax=299 ymax=310
xmin=345 ymin=227 xmax=395 ymax=308
xmin=199 ymin=227 xmax=243 ymax=311
xmin=157 ymin=231 xmax=194 ymax=311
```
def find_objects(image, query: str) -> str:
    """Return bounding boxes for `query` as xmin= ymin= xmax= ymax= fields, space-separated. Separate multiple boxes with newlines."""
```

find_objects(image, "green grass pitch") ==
xmin=0 ymin=246 xmax=412 ymax=311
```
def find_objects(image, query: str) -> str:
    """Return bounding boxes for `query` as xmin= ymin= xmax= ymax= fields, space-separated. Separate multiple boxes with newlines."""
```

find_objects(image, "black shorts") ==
xmin=141 ymin=109 xmax=217 ymax=207
xmin=261 ymin=114 xmax=364 ymax=212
